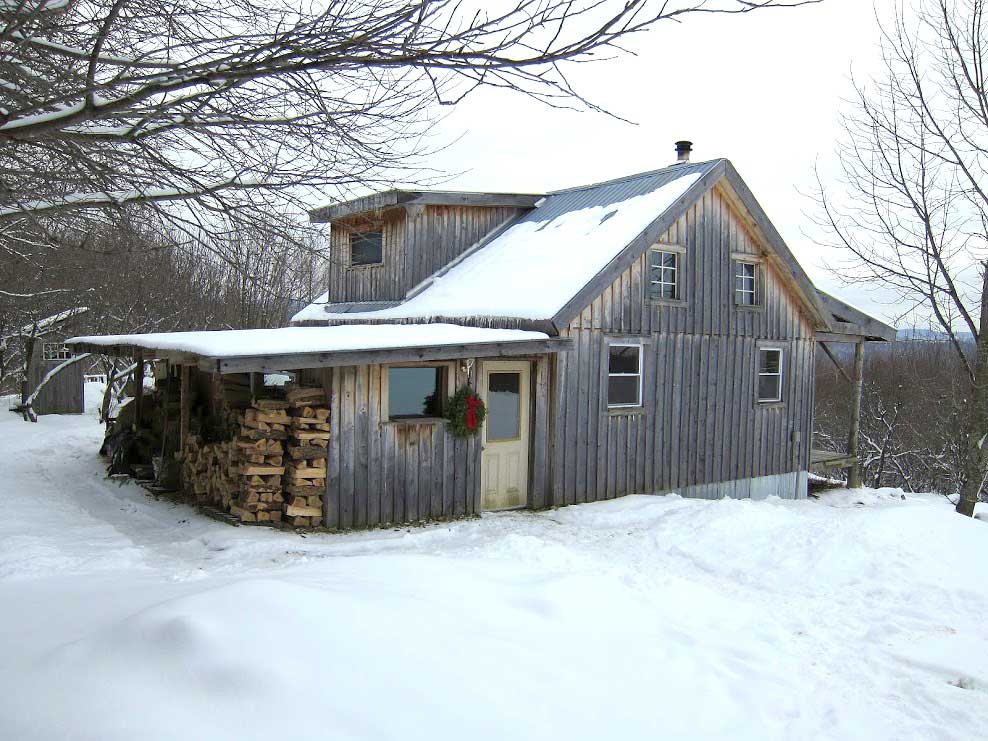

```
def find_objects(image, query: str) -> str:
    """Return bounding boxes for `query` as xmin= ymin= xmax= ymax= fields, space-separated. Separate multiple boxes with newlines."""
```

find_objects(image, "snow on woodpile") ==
xmin=66 ymin=323 xmax=549 ymax=358
xmin=292 ymin=169 xmax=704 ymax=324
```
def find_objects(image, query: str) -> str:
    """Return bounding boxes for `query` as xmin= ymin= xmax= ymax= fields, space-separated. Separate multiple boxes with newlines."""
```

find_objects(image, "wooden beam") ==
xmin=179 ymin=365 xmax=190 ymax=454
xmin=133 ymin=350 xmax=144 ymax=429
xmin=210 ymin=338 xmax=573 ymax=374
xmin=819 ymin=342 xmax=853 ymax=383
xmin=847 ymin=341 xmax=866 ymax=489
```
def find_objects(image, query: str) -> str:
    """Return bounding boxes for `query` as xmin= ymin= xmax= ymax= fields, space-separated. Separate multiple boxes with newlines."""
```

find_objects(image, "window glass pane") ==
xmin=758 ymin=375 xmax=780 ymax=401
xmin=388 ymin=367 xmax=442 ymax=418
xmin=487 ymin=372 xmax=521 ymax=441
xmin=351 ymin=231 xmax=383 ymax=265
xmin=662 ymin=251 xmax=677 ymax=268
xmin=660 ymin=282 xmax=676 ymax=300
xmin=608 ymin=376 xmax=640 ymax=406
xmin=760 ymin=350 xmax=780 ymax=374
xmin=608 ymin=345 xmax=639 ymax=374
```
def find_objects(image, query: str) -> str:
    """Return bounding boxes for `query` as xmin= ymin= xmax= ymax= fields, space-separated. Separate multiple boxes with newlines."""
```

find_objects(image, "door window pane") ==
xmin=388 ymin=367 xmax=443 ymax=419
xmin=487 ymin=372 xmax=520 ymax=441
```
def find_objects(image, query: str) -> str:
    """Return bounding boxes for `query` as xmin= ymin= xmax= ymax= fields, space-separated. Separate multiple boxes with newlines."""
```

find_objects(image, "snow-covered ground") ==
xmin=0 ymin=411 xmax=986 ymax=741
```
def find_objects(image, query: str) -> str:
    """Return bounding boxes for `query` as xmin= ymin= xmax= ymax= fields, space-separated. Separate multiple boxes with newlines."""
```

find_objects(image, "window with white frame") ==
xmin=757 ymin=348 xmax=783 ymax=402
xmin=735 ymin=260 xmax=758 ymax=306
xmin=648 ymin=248 xmax=681 ymax=301
xmin=42 ymin=342 xmax=72 ymax=362
xmin=607 ymin=344 xmax=642 ymax=408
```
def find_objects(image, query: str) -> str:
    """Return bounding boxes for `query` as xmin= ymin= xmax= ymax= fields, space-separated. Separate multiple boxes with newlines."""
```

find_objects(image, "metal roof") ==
xmin=310 ymin=190 xmax=543 ymax=223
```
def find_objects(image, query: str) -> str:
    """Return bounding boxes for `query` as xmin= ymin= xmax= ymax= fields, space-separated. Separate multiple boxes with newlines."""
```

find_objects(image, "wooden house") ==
xmin=67 ymin=147 xmax=894 ymax=530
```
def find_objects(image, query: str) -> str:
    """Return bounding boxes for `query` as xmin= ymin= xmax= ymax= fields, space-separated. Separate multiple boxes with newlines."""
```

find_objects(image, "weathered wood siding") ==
xmin=26 ymin=356 xmax=84 ymax=415
xmin=548 ymin=186 xmax=815 ymax=506
xmin=324 ymin=354 xmax=552 ymax=529
xmin=325 ymin=205 xmax=521 ymax=303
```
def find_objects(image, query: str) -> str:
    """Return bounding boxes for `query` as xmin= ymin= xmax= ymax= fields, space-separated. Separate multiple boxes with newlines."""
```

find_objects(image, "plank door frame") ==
xmin=479 ymin=358 xmax=532 ymax=511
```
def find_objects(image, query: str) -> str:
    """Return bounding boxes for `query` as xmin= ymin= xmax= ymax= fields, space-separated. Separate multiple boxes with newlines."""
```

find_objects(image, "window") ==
xmin=387 ymin=366 xmax=444 ymax=419
xmin=349 ymin=230 xmax=383 ymax=266
xmin=735 ymin=260 xmax=758 ymax=306
xmin=758 ymin=348 xmax=783 ymax=402
xmin=486 ymin=372 xmax=521 ymax=441
xmin=648 ymin=248 xmax=681 ymax=301
xmin=608 ymin=344 xmax=642 ymax=408
xmin=42 ymin=342 xmax=72 ymax=362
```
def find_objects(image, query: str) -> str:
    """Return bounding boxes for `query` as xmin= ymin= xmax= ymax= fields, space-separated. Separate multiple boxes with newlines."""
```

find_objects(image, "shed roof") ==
xmin=65 ymin=323 xmax=570 ymax=374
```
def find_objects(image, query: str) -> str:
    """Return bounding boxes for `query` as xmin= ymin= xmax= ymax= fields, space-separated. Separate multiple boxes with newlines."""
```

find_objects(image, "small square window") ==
xmin=388 ymin=366 xmax=444 ymax=419
xmin=758 ymin=348 xmax=783 ymax=402
xmin=42 ymin=342 xmax=72 ymax=362
xmin=350 ymin=230 xmax=383 ymax=266
xmin=649 ymin=249 xmax=681 ymax=301
xmin=608 ymin=344 xmax=642 ymax=408
xmin=735 ymin=261 xmax=758 ymax=306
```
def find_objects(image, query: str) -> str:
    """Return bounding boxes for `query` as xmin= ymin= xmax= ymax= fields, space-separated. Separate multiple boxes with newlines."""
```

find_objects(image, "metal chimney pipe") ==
xmin=675 ymin=140 xmax=693 ymax=163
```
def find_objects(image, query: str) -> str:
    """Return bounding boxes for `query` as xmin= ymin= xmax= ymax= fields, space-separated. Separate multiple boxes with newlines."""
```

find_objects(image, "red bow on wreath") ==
xmin=465 ymin=393 xmax=482 ymax=431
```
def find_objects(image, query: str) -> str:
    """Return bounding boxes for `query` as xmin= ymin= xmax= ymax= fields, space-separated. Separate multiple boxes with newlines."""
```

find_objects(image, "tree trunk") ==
xmin=956 ymin=264 xmax=988 ymax=516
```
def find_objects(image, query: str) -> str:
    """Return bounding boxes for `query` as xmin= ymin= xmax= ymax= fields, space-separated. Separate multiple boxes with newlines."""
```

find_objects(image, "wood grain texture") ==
xmin=325 ymin=205 xmax=522 ymax=303
xmin=545 ymin=187 xmax=817 ymax=507
xmin=26 ymin=356 xmax=84 ymax=415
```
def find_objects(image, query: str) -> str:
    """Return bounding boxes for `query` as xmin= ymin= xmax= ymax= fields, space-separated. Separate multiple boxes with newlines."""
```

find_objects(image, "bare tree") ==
xmin=814 ymin=0 xmax=988 ymax=516
xmin=0 ymin=0 xmax=817 ymax=245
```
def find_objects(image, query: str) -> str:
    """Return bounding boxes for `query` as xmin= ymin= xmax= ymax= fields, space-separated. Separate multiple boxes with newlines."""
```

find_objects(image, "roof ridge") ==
xmin=546 ymin=158 xmax=725 ymax=196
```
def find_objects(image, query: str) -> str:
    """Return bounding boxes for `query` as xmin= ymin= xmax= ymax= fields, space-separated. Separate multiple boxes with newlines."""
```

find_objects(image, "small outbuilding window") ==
xmin=758 ymin=348 xmax=783 ymax=403
xmin=607 ymin=344 xmax=642 ymax=408
xmin=42 ymin=342 xmax=72 ymax=362
xmin=387 ymin=366 xmax=445 ymax=420
xmin=735 ymin=260 xmax=759 ymax=306
xmin=648 ymin=248 xmax=681 ymax=301
xmin=349 ymin=230 xmax=383 ymax=266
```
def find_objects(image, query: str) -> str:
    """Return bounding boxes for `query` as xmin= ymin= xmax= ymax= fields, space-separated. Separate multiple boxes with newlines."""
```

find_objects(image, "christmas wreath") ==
xmin=444 ymin=384 xmax=486 ymax=437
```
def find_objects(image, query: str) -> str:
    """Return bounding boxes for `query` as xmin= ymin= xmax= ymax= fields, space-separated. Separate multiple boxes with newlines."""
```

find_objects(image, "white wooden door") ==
xmin=480 ymin=360 xmax=530 ymax=511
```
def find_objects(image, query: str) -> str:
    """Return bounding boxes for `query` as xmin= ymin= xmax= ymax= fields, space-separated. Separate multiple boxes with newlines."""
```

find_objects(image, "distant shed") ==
xmin=26 ymin=334 xmax=84 ymax=415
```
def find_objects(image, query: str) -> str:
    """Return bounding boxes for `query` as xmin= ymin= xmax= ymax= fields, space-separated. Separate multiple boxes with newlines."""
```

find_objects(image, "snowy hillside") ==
xmin=0 ymin=412 xmax=986 ymax=741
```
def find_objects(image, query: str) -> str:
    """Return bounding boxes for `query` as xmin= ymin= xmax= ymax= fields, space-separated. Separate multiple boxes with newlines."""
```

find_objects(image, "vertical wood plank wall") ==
xmin=326 ymin=205 xmax=521 ymax=303
xmin=549 ymin=186 xmax=815 ymax=506
xmin=26 ymin=356 xmax=84 ymax=415
xmin=325 ymin=355 xmax=552 ymax=529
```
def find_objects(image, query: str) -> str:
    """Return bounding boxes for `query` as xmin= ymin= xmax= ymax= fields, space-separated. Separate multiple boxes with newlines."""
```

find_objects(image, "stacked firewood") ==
xmin=282 ymin=387 xmax=330 ymax=528
xmin=177 ymin=384 xmax=329 ymax=529
xmin=228 ymin=399 xmax=289 ymax=523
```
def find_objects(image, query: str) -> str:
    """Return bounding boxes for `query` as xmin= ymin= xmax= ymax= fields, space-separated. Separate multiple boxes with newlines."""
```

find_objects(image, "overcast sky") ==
xmin=415 ymin=0 xmax=901 ymax=324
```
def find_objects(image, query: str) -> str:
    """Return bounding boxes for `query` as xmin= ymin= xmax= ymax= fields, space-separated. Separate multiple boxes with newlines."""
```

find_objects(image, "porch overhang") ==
xmin=815 ymin=291 xmax=896 ymax=343
xmin=65 ymin=324 xmax=572 ymax=374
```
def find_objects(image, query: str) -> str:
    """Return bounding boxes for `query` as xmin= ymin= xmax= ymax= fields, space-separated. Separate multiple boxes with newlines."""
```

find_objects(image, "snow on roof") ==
xmin=292 ymin=163 xmax=711 ymax=324
xmin=66 ymin=323 xmax=549 ymax=359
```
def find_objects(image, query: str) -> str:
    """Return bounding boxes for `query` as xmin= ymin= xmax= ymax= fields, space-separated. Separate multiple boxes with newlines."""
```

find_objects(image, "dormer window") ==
xmin=350 ymin=230 xmax=383 ymax=266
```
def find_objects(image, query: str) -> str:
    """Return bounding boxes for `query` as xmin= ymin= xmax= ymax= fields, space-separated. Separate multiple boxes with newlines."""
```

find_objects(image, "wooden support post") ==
xmin=180 ymin=365 xmax=190 ymax=455
xmin=133 ymin=351 xmax=144 ymax=430
xmin=846 ymin=340 xmax=865 ymax=489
